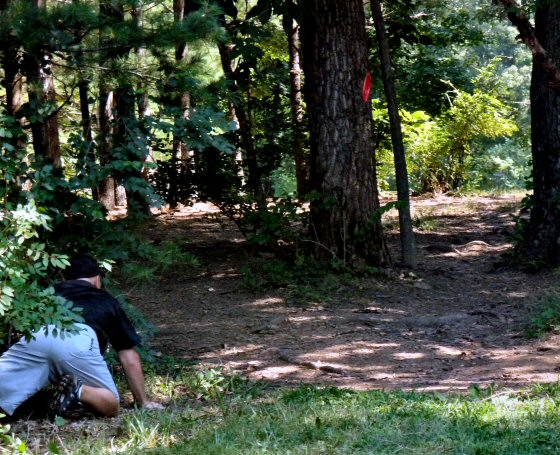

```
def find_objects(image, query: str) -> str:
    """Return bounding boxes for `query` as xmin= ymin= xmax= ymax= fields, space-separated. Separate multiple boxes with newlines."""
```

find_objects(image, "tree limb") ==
xmin=497 ymin=0 xmax=560 ymax=94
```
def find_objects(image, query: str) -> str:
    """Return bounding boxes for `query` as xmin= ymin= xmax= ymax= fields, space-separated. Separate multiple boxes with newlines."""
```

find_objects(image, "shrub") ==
xmin=0 ymin=200 xmax=81 ymax=349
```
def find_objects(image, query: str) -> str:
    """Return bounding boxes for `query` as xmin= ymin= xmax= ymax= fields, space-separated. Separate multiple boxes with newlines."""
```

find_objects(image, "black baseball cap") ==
xmin=66 ymin=254 xmax=103 ymax=279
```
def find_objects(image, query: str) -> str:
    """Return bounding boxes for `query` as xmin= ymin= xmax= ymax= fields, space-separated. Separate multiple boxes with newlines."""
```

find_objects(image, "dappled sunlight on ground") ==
xmin=127 ymin=194 xmax=560 ymax=394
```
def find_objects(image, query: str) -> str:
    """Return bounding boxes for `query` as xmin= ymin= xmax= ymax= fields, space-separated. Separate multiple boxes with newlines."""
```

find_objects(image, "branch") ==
xmin=497 ymin=0 xmax=560 ymax=95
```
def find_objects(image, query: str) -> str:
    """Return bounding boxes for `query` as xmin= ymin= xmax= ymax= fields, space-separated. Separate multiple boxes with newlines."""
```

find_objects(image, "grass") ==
xmin=12 ymin=365 xmax=560 ymax=455
xmin=525 ymin=292 xmax=560 ymax=338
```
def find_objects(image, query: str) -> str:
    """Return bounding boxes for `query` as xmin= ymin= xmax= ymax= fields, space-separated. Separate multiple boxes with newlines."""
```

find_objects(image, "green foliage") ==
xmin=241 ymin=258 xmax=298 ymax=292
xmin=0 ymin=415 xmax=27 ymax=454
xmin=271 ymin=157 xmax=298 ymax=198
xmin=0 ymin=200 xmax=82 ymax=347
xmin=525 ymin=293 xmax=560 ymax=338
xmin=212 ymin=195 xmax=307 ymax=250
xmin=412 ymin=212 xmax=439 ymax=232
xmin=466 ymin=137 xmax=531 ymax=191
xmin=240 ymin=254 xmax=363 ymax=306
xmin=374 ymin=102 xmax=430 ymax=191
xmin=184 ymin=367 xmax=245 ymax=403
xmin=373 ymin=0 xmax=531 ymax=117
xmin=412 ymin=87 xmax=518 ymax=192
xmin=149 ymin=109 xmax=237 ymax=208
xmin=376 ymin=60 xmax=522 ymax=194
xmin=0 ymin=114 xmax=29 ymax=207
xmin=118 ymin=239 xmax=200 ymax=284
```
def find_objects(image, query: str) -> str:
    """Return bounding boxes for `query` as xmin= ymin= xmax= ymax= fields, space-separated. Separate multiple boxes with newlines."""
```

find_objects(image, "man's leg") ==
xmin=52 ymin=324 xmax=121 ymax=417
xmin=0 ymin=338 xmax=51 ymax=415
xmin=50 ymin=373 xmax=119 ymax=418
xmin=80 ymin=385 xmax=119 ymax=417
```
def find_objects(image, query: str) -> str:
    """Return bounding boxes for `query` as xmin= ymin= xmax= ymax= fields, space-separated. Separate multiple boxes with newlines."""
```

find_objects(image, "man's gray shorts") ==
xmin=0 ymin=323 xmax=119 ymax=415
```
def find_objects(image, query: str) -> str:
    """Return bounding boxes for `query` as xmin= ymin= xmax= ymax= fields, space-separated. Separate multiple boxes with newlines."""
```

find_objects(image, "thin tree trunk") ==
xmin=166 ymin=0 xmax=193 ymax=208
xmin=371 ymin=0 xmax=416 ymax=268
xmin=23 ymin=0 xmax=61 ymax=166
xmin=0 ymin=0 xmax=23 ymax=130
xmin=113 ymin=84 xmax=151 ymax=216
xmin=2 ymin=47 xmax=23 ymax=118
xmin=218 ymin=40 xmax=263 ymax=203
xmin=126 ymin=3 xmax=152 ymax=216
xmin=96 ymin=0 xmax=125 ymax=210
xmin=97 ymin=87 xmax=116 ymax=209
xmin=0 ymin=0 xmax=26 ymax=200
xmin=77 ymin=64 xmax=100 ymax=201
xmin=288 ymin=20 xmax=309 ymax=198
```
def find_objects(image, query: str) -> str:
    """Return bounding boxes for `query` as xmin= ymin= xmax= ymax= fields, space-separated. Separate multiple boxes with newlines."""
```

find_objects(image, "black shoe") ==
xmin=48 ymin=374 xmax=82 ymax=420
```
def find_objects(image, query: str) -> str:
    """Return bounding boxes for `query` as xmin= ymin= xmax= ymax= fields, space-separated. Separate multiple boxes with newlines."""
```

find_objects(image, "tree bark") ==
xmin=167 ymin=0 xmax=193 ymax=208
xmin=300 ymin=0 xmax=390 ymax=266
xmin=23 ymin=0 xmax=61 ymax=167
xmin=96 ymin=0 xmax=125 ymax=210
xmin=2 ymin=45 xmax=23 ymax=118
xmin=97 ymin=88 xmax=116 ymax=210
xmin=288 ymin=20 xmax=309 ymax=198
xmin=371 ymin=0 xmax=416 ymax=268
xmin=218 ymin=39 xmax=263 ymax=203
xmin=525 ymin=0 xmax=560 ymax=264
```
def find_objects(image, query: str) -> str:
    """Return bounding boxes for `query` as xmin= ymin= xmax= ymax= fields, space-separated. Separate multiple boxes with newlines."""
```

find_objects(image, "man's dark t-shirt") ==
xmin=54 ymin=280 xmax=141 ymax=354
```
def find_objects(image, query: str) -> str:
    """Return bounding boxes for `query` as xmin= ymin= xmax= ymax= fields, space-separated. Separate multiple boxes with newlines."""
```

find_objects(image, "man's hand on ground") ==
xmin=142 ymin=401 xmax=165 ymax=410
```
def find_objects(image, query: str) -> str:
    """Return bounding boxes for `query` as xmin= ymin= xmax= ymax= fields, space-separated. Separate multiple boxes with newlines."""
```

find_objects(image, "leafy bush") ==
xmin=0 ymin=200 xmax=82 ymax=348
xmin=465 ymin=137 xmax=530 ymax=191
xmin=0 ymin=114 xmax=29 ymax=206
xmin=375 ymin=60 xmax=523 ymax=194
xmin=408 ymin=83 xmax=518 ymax=193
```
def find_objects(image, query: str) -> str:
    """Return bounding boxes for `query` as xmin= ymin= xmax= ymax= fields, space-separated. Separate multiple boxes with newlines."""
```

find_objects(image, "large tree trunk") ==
xmin=371 ymin=0 xmax=416 ymax=268
xmin=525 ymin=0 xmax=560 ymax=264
xmin=300 ymin=0 xmax=389 ymax=266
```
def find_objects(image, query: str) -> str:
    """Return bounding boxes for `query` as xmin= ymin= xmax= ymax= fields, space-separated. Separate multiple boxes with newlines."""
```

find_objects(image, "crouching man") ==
xmin=0 ymin=254 xmax=163 ymax=418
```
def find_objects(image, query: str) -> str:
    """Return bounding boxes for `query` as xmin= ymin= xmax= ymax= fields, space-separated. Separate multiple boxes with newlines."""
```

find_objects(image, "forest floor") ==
xmin=126 ymin=193 xmax=560 ymax=394
xmin=8 ymin=193 xmax=560 ymax=452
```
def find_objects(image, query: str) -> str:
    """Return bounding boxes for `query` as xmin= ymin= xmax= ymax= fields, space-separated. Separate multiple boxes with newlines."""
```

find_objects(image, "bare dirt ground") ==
xmin=126 ymin=194 xmax=560 ymax=394
xmin=8 ymin=194 xmax=560 ymax=453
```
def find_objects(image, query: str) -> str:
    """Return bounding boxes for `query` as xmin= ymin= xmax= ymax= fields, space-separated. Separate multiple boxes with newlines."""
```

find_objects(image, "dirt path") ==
xmin=127 ymin=195 xmax=560 ymax=393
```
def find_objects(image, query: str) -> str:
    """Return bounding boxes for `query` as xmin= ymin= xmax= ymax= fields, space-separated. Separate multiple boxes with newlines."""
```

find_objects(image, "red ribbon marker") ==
xmin=362 ymin=71 xmax=372 ymax=102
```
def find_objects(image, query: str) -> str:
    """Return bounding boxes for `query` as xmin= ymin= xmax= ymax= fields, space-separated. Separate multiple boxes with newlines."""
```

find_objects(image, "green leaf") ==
xmin=54 ymin=415 xmax=66 ymax=427
xmin=246 ymin=0 xmax=272 ymax=23
xmin=2 ymin=287 xmax=14 ymax=297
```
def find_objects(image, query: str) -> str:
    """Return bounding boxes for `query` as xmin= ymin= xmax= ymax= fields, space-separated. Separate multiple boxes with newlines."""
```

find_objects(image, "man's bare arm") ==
xmin=118 ymin=348 xmax=163 ymax=409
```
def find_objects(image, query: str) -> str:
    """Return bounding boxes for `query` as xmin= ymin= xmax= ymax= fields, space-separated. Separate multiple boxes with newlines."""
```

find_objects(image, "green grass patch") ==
xmin=525 ymin=292 xmax=560 ymax=338
xmin=30 ymin=366 xmax=560 ymax=455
